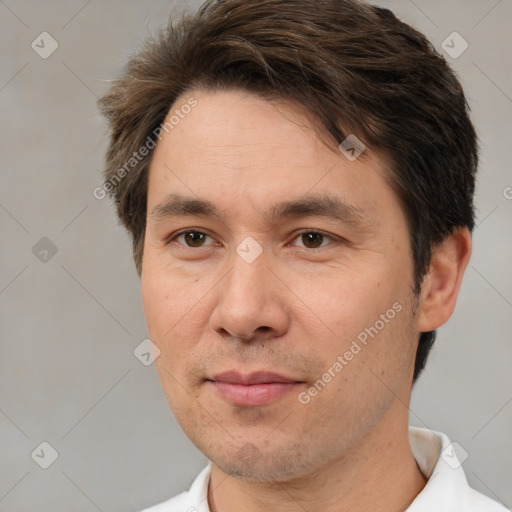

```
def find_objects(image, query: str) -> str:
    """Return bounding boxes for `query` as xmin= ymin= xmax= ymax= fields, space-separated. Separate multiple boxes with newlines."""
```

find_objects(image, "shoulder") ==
xmin=137 ymin=464 xmax=211 ymax=512
xmin=139 ymin=490 xmax=193 ymax=512
xmin=466 ymin=487 xmax=510 ymax=512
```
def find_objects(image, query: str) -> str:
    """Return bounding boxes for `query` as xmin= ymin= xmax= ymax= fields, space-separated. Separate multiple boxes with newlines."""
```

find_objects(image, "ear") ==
xmin=416 ymin=227 xmax=472 ymax=332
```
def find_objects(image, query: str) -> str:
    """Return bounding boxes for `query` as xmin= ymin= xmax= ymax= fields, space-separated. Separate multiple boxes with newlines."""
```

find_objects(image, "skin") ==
xmin=141 ymin=89 xmax=472 ymax=512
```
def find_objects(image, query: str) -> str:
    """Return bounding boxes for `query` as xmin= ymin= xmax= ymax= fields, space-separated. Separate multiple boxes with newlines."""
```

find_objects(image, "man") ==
xmin=98 ymin=1 xmax=508 ymax=510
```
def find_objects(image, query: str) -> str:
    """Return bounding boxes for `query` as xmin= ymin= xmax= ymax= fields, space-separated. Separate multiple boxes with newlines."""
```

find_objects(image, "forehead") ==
xmin=156 ymin=89 xmax=336 ymax=165
xmin=146 ymin=88 xmax=399 ymax=226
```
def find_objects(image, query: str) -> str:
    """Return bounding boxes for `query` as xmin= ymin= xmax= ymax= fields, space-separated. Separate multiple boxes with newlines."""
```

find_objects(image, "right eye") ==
xmin=166 ymin=229 xmax=216 ymax=248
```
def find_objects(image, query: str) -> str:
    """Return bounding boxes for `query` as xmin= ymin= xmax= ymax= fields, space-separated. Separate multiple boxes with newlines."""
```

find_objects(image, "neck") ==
xmin=207 ymin=401 xmax=427 ymax=512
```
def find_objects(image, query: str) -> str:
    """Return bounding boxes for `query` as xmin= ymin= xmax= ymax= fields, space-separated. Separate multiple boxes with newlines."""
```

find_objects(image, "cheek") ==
xmin=141 ymin=253 xmax=197 ymax=330
xmin=141 ymin=269 xmax=209 ymax=375
xmin=141 ymin=275 xmax=190 ymax=369
xmin=289 ymin=262 xmax=401 ymax=340
xmin=141 ymin=273 xmax=169 ymax=337
xmin=291 ymin=264 xmax=414 ymax=392
xmin=301 ymin=302 xmax=414 ymax=430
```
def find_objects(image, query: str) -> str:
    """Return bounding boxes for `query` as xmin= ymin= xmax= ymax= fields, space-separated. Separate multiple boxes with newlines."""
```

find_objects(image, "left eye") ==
xmin=291 ymin=230 xmax=334 ymax=249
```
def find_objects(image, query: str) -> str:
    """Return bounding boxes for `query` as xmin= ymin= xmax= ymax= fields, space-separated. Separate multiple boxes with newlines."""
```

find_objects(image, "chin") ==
xmin=205 ymin=438 xmax=324 ymax=482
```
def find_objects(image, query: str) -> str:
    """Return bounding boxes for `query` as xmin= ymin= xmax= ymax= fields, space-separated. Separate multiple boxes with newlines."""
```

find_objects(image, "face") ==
xmin=141 ymin=89 xmax=419 ymax=481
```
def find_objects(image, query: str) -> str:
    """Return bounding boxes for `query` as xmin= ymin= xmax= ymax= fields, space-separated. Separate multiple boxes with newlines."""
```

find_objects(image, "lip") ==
xmin=207 ymin=371 xmax=304 ymax=407
xmin=210 ymin=370 xmax=300 ymax=385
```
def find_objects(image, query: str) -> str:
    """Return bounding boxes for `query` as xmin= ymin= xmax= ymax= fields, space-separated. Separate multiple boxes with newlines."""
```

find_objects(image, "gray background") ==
xmin=0 ymin=0 xmax=511 ymax=511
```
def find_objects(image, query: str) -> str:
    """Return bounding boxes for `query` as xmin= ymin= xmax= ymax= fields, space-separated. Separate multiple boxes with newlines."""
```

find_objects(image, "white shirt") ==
xmin=140 ymin=426 xmax=509 ymax=512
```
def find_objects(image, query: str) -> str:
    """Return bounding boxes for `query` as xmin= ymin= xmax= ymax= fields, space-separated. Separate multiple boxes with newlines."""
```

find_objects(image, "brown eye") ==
xmin=170 ymin=230 xmax=212 ymax=248
xmin=293 ymin=229 xmax=337 ymax=250
xmin=184 ymin=232 xmax=206 ymax=247
xmin=301 ymin=232 xmax=325 ymax=248
xmin=293 ymin=230 xmax=334 ymax=249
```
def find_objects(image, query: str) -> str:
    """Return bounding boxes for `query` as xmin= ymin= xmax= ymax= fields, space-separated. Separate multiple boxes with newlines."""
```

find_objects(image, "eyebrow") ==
xmin=150 ymin=193 xmax=372 ymax=230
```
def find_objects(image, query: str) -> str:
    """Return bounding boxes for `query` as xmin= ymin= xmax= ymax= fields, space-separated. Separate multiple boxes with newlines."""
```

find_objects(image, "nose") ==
xmin=209 ymin=247 xmax=290 ymax=342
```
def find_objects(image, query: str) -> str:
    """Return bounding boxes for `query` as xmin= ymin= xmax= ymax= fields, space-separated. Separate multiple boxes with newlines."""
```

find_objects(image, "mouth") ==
xmin=206 ymin=371 xmax=305 ymax=407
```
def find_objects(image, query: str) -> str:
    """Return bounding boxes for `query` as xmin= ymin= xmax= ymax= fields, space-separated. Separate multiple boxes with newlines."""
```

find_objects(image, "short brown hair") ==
xmin=98 ymin=0 xmax=478 ymax=383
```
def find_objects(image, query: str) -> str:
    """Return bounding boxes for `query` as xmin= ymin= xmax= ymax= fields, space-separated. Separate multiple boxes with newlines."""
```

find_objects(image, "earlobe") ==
xmin=416 ymin=227 xmax=472 ymax=333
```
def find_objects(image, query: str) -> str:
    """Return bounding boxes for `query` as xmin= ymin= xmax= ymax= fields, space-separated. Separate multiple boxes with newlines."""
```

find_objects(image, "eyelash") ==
xmin=166 ymin=229 xmax=337 ymax=250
